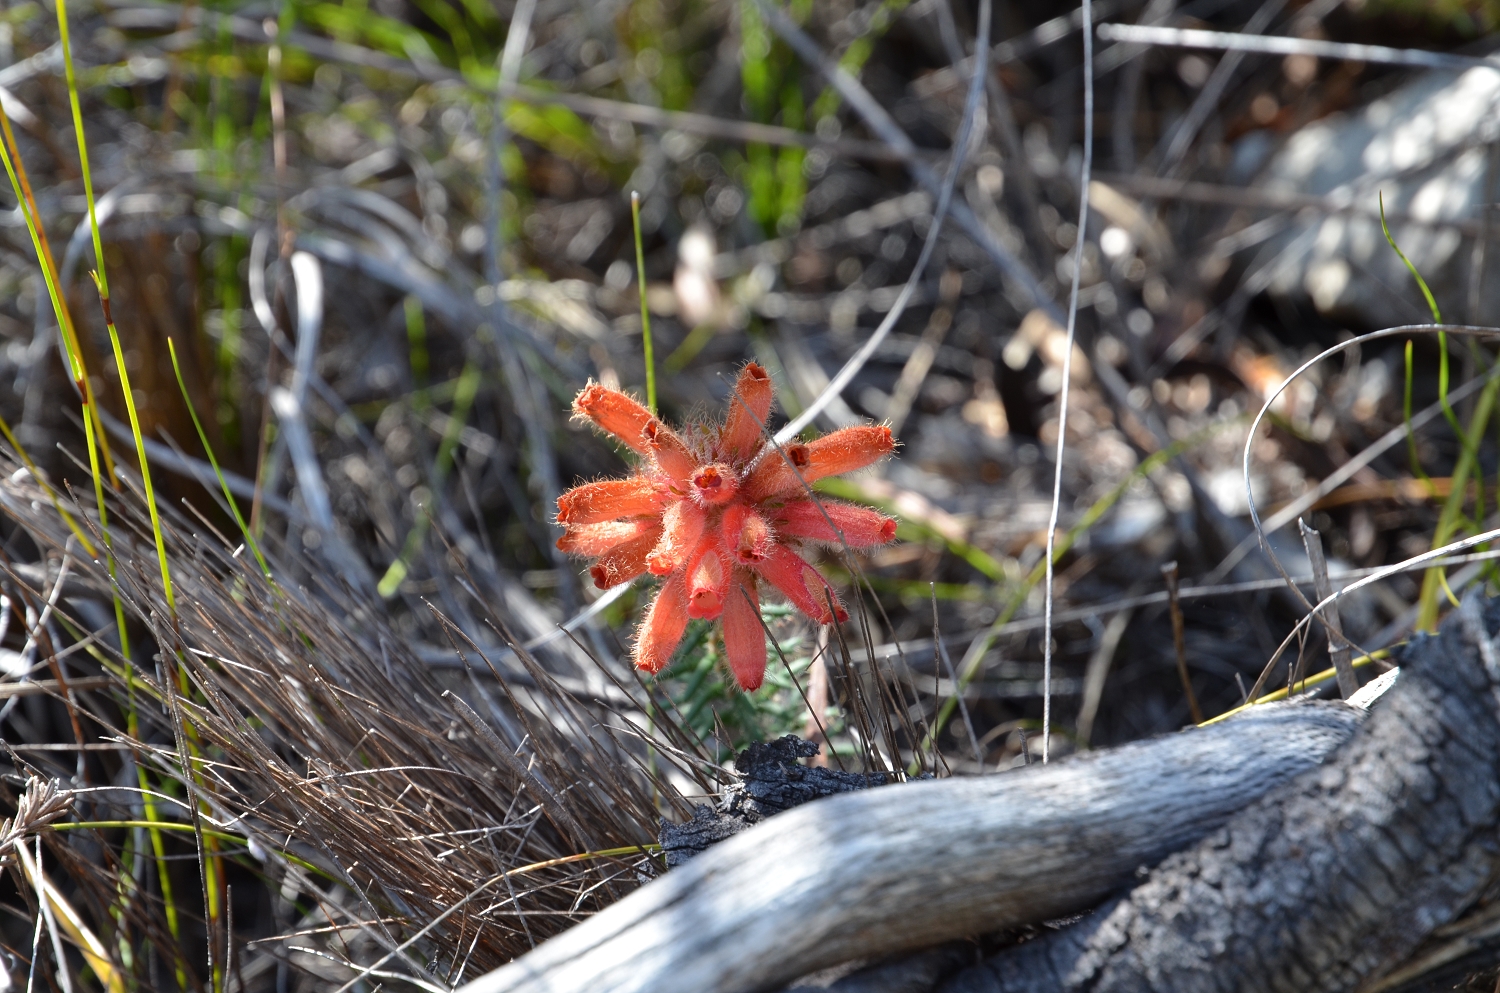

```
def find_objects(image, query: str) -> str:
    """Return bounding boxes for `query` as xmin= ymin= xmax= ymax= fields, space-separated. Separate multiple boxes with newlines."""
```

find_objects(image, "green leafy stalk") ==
xmin=58 ymin=2 xmax=196 ymax=979
xmin=1381 ymin=193 xmax=1443 ymax=325
xmin=60 ymin=0 xmax=175 ymax=613
xmin=631 ymin=191 xmax=656 ymax=414
xmin=0 ymin=116 xmax=102 ymax=558
xmin=0 ymin=104 xmax=131 ymax=674
xmin=1403 ymin=340 xmax=1435 ymax=493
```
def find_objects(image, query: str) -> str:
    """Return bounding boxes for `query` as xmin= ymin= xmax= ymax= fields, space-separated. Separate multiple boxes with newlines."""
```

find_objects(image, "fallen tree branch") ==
xmin=459 ymin=696 xmax=1369 ymax=993
xmin=936 ymin=594 xmax=1500 ymax=993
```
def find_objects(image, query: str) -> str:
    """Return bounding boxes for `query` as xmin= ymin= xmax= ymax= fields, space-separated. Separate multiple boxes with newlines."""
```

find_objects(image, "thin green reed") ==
xmin=1383 ymin=195 xmax=1500 ymax=629
xmin=632 ymin=191 xmax=657 ymax=414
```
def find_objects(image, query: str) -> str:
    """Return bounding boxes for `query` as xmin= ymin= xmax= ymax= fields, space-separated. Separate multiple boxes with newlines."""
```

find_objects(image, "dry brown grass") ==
xmin=0 ymin=449 xmax=706 ymax=984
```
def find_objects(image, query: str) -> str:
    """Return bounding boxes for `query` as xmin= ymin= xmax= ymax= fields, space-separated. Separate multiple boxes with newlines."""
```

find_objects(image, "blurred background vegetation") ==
xmin=3 ymin=0 xmax=1500 ymax=985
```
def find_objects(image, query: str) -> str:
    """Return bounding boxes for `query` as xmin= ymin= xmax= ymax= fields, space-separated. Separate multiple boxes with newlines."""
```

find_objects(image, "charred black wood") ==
xmin=660 ymin=735 xmax=887 ymax=867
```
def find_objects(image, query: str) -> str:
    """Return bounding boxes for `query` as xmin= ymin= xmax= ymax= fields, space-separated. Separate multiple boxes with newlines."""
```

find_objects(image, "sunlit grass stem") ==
xmin=631 ymin=191 xmax=656 ymax=415
xmin=0 ymin=106 xmax=117 ymax=484
xmin=59 ymin=0 xmax=220 ymax=973
xmin=1382 ymin=195 xmax=1497 ymax=629
xmin=94 ymin=279 xmax=175 ymax=616
xmin=169 ymin=338 xmax=272 ymax=578
xmin=55 ymin=0 xmax=110 ymax=303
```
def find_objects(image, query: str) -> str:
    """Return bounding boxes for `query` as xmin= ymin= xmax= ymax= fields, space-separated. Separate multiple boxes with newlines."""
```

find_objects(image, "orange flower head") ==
xmin=556 ymin=364 xmax=897 ymax=691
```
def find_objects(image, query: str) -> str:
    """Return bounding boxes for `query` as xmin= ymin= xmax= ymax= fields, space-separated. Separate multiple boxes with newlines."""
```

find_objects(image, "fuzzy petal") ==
xmin=719 ymin=362 xmax=774 ymax=462
xmin=588 ymin=525 xmax=662 ymax=589
xmin=574 ymin=383 xmax=654 ymax=453
xmin=646 ymin=500 xmax=705 ymax=576
xmin=743 ymin=427 xmax=894 ymax=501
xmin=722 ymin=573 xmax=766 ymax=691
xmin=722 ymin=504 xmax=774 ymax=564
xmin=635 ymin=573 xmax=690 ymax=674
xmin=557 ymin=519 xmax=657 ymax=556
xmin=556 ymin=477 xmax=664 ymax=525
xmin=804 ymin=425 xmax=895 ymax=479
xmin=752 ymin=544 xmax=847 ymax=624
xmin=685 ymin=540 xmax=729 ymax=620
xmin=774 ymin=499 xmax=897 ymax=547
xmin=644 ymin=419 xmax=698 ymax=485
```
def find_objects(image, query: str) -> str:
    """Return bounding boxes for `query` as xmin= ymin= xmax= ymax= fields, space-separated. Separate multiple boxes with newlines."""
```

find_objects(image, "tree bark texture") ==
xmin=458 ymin=697 xmax=1365 ymax=993
xmin=937 ymin=595 xmax=1500 ymax=993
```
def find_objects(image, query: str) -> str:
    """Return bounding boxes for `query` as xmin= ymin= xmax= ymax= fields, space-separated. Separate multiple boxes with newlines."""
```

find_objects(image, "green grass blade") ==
xmin=1382 ymin=193 xmax=1465 ymax=446
xmin=94 ymin=276 xmax=175 ymax=616
xmin=55 ymin=0 xmax=109 ymax=299
xmin=631 ymin=191 xmax=656 ymax=414
xmin=1416 ymin=371 xmax=1500 ymax=629
xmin=1381 ymin=196 xmax=1495 ymax=629
xmin=168 ymin=338 xmax=272 ymax=579
xmin=1380 ymin=192 xmax=1442 ymax=324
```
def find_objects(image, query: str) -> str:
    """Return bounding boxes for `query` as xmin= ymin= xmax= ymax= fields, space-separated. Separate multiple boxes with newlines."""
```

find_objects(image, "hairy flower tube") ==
xmin=557 ymin=364 xmax=897 ymax=690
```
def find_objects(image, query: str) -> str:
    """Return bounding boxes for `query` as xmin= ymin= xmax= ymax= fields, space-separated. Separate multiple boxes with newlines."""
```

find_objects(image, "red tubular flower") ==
xmin=684 ymin=539 xmax=729 ymax=619
xmin=753 ymin=544 xmax=848 ymax=625
xmin=646 ymin=501 xmax=706 ymax=576
xmin=720 ymin=363 xmax=774 ymax=461
xmin=644 ymin=420 xmax=697 ymax=486
xmin=588 ymin=525 xmax=662 ymax=590
xmin=556 ymin=519 xmax=657 ymax=556
xmin=556 ymin=367 xmax=896 ymax=690
xmin=722 ymin=504 xmax=773 ymax=564
xmin=774 ymin=499 xmax=899 ymax=547
xmin=636 ymin=572 xmax=689 ymax=674
xmin=690 ymin=464 xmax=739 ymax=505
xmin=721 ymin=573 xmax=766 ymax=690
xmin=556 ymin=477 xmax=665 ymax=525
xmin=744 ymin=426 xmax=894 ymax=501
xmin=574 ymin=383 xmax=654 ymax=453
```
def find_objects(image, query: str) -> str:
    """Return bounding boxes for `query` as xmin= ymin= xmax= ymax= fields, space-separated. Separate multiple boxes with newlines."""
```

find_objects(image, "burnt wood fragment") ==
xmin=660 ymin=736 xmax=888 ymax=867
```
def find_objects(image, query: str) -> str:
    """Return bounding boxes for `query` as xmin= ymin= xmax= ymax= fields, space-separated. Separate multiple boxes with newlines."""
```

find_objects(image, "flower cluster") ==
xmin=556 ymin=364 xmax=897 ymax=690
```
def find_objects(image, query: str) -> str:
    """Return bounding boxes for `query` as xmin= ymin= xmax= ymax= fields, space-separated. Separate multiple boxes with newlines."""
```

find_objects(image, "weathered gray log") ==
xmin=937 ymin=594 xmax=1500 ymax=993
xmin=458 ymin=697 xmax=1367 ymax=993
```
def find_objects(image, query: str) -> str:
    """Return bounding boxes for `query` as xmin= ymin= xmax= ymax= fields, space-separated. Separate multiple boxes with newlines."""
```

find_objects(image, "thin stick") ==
xmin=934 ymin=585 xmax=982 ymax=766
xmin=631 ymin=192 xmax=656 ymax=415
xmin=1162 ymin=561 xmax=1203 ymax=724
xmin=800 ymin=627 xmax=833 ymax=767
xmin=24 ymin=839 xmax=73 ymax=993
xmin=1042 ymin=0 xmax=1094 ymax=763
xmin=1298 ymin=519 xmax=1358 ymax=699
xmin=1096 ymin=22 xmax=1500 ymax=72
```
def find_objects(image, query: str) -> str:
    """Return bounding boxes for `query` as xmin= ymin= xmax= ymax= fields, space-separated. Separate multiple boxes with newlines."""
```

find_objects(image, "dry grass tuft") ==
xmin=0 ymin=452 xmax=701 ymax=982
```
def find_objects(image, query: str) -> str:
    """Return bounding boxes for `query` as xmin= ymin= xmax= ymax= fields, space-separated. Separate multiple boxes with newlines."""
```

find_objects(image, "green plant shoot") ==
xmin=632 ymin=190 xmax=656 ymax=415
xmin=168 ymin=338 xmax=272 ymax=579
